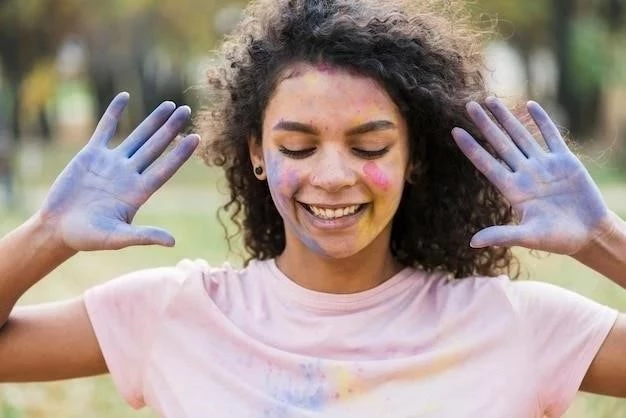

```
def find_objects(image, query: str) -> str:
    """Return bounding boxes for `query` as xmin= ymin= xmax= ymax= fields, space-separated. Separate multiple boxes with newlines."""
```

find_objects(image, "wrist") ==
xmin=28 ymin=211 xmax=77 ymax=260
xmin=589 ymin=211 xmax=623 ymax=249
xmin=573 ymin=211 xmax=626 ymax=285
xmin=0 ymin=212 xmax=77 ymax=319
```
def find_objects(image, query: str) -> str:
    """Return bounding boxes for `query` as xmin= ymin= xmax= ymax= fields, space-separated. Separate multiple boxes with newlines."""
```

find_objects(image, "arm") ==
xmin=0 ymin=215 xmax=75 ymax=326
xmin=0 ymin=218 xmax=101 ymax=381
xmin=574 ymin=213 xmax=626 ymax=397
xmin=451 ymin=97 xmax=626 ymax=397
xmin=0 ymin=92 xmax=199 ymax=382
xmin=573 ymin=212 xmax=626 ymax=287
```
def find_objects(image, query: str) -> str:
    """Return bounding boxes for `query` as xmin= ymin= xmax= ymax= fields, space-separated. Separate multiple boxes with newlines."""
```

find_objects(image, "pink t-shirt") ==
xmin=84 ymin=259 xmax=617 ymax=418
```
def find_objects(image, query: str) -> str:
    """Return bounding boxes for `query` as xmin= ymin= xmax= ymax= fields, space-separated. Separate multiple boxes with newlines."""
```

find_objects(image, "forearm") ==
xmin=0 ymin=213 xmax=75 ymax=326
xmin=573 ymin=211 xmax=626 ymax=287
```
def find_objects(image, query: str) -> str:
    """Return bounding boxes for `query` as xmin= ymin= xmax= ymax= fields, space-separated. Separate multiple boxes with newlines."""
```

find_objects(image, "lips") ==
xmin=299 ymin=202 xmax=366 ymax=220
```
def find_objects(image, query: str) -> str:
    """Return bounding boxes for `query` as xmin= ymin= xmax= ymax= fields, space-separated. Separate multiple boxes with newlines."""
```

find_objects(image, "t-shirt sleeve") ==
xmin=508 ymin=280 xmax=619 ymax=417
xmin=84 ymin=265 xmax=188 ymax=409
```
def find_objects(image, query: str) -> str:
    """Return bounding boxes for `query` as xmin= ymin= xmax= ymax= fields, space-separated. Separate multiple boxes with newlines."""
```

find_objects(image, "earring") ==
xmin=254 ymin=166 xmax=264 ymax=176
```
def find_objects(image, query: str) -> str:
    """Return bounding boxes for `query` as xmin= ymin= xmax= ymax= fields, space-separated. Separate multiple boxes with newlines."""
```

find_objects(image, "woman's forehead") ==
xmin=265 ymin=63 xmax=403 ymax=126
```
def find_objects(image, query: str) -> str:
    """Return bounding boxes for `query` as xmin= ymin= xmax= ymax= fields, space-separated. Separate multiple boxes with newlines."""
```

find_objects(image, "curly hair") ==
xmin=197 ymin=0 xmax=519 ymax=279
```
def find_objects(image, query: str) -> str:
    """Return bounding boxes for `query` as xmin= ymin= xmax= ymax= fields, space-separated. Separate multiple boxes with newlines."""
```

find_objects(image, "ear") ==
xmin=404 ymin=160 xmax=413 ymax=182
xmin=248 ymin=136 xmax=266 ymax=180
xmin=404 ymin=160 xmax=421 ymax=185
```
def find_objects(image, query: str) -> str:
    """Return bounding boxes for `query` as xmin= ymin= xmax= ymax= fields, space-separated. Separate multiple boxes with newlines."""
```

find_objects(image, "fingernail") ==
xmin=183 ymin=134 xmax=200 ymax=145
xmin=466 ymin=101 xmax=483 ymax=114
xmin=469 ymin=238 xmax=482 ymax=248
xmin=527 ymin=100 xmax=539 ymax=110
xmin=485 ymin=96 xmax=498 ymax=106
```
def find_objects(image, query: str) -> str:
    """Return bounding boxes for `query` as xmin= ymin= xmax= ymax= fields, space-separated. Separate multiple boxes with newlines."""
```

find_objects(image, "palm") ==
xmin=452 ymin=98 xmax=610 ymax=255
xmin=40 ymin=93 xmax=199 ymax=251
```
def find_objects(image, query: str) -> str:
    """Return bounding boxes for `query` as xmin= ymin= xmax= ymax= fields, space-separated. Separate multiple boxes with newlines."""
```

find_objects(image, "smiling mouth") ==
xmin=299 ymin=203 xmax=367 ymax=220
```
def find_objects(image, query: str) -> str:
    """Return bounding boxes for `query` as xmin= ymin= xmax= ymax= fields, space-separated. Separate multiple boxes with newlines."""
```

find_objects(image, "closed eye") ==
xmin=352 ymin=147 xmax=389 ymax=159
xmin=278 ymin=146 xmax=316 ymax=159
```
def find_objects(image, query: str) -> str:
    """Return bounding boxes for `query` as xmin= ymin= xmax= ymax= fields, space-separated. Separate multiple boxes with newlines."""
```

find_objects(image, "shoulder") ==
xmin=436 ymin=274 xmax=618 ymax=339
xmin=423 ymin=272 xmax=516 ymax=308
xmin=84 ymin=258 xmax=268 ymax=316
xmin=425 ymin=272 xmax=588 ymax=308
xmin=419 ymin=272 xmax=597 ymax=322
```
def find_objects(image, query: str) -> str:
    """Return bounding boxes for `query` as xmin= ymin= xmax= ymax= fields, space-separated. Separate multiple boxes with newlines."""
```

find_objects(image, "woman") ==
xmin=0 ymin=1 xmax=624 ymax=416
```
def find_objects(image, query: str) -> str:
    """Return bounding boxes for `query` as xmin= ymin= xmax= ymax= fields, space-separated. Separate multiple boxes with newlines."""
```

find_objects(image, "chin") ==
xmin=313 ymin=242 xmax=362 ymax=260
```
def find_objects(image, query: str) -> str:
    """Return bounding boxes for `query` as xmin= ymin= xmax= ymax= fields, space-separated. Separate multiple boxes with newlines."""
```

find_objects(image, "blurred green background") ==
xmin=0 ymin=0 xmax=626 ymax=417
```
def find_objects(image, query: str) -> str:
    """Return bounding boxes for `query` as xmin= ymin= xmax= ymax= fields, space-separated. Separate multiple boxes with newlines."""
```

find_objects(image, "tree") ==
xmin=0 ymin=0 xmax=81 ymax=140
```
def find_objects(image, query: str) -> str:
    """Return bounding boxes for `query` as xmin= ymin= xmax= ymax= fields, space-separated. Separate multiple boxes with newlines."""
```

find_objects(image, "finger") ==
xmin=484 ymin=97 xmax=544 ymax=158
xmin=110 ymin=224 xmax=176 ymax=249
xmin=89 ymin=92 xmax=130 ymax=147
xmin=142 ymin=134 xmax=199 ymax=193
xmin=527 ymin=101 xmax=568 ymax=153
xmin=470 ymin=225 xmax=535 ymax=249
xmin=131 ymin=106 xmax=192 ymax=173
xmin=116 ymin=101 xmax=177 ymax=157
xmin=451 ymin=127 xmax=510 ymax=190
xmin=465 ymin=101 xmax=527 ymax=171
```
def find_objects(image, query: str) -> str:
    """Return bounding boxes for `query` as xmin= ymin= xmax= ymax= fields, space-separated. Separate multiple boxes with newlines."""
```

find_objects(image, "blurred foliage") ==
xmin=474 ymin=0 xmax=626 ymax=143
xmin=0 ymin=0 xmax=625 ymax=139
xmin=472 ymin=0 xmax=552 ymax=43
xmin=0 ymin=401 xmax=21 ymax=418
xmin=0 ymin=0 xmax=80 ymax=78
xmin=0 ymin=0 xmax=244 ymax=139
xmin=570 ymin=16 xmax=610 ymax=96
xmin=0 ymin=0 xmax=623 ymax=145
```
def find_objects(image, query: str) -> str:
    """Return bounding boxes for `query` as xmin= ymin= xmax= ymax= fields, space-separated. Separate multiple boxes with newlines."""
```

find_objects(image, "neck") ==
xmin=276 ymin=233 xmax=404 ymax=294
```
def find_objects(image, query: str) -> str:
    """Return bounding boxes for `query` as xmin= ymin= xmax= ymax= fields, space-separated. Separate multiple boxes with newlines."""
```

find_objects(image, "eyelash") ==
xmin=278 ymin=146 xmax=315 ymax=159
xmin=278 ymin=146 xmax=389 ymax=159
xmin=353 ymin=148 xmax=389 ymax=159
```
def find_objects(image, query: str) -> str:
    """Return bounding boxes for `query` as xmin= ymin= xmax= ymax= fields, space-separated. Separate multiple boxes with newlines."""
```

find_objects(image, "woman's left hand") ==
xmin=452 ymin=97 xmax=613 ymax=255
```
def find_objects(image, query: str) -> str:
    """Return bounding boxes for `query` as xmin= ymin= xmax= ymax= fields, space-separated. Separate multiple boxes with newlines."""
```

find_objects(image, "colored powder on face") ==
xmin=314 ymin=62 xmax=337 ymax=74
xmin=265 ymin=153 xmax=328 ymax=256
xmin=363 ymin=162 xmax=391 ymax=191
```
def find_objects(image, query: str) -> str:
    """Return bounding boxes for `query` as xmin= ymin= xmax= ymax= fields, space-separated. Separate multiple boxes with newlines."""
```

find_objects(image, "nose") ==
xmin=309 ymin=148 xmax=357 ymax=192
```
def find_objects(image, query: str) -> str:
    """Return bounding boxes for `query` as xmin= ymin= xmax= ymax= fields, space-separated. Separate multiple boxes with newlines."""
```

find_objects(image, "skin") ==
xmin=451 ymin=97 xmax=626 ymax=396
xmin=0 ymin=92 xmax=199 ymax=381
xmin=0 ymin=75 xmax=624 ymax=399
xmin=249 ymin=64 xmax=409 ymax=293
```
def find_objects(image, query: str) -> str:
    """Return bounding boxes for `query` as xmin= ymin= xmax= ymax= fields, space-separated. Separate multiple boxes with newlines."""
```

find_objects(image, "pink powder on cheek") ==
xmin=363 ymin=162 xmax=391 ymax=191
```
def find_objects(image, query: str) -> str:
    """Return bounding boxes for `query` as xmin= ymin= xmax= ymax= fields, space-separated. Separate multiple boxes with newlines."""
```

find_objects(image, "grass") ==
xmin=1 ymin=142 xmax=626 ymax=417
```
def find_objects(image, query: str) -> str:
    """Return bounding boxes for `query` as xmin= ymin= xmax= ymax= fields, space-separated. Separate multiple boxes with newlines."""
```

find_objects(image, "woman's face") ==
xmin=250 ymin=63 xmax=410 ymax=259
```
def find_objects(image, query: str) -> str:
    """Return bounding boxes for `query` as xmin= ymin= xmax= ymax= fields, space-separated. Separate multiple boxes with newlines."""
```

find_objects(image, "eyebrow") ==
xmin=272 ymin=119 xmax=396 ymax=136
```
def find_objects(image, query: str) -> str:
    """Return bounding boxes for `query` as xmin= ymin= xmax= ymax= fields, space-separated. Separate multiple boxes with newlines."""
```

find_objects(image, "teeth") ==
xmin=306 ymin=204 xmax=361 ymax=220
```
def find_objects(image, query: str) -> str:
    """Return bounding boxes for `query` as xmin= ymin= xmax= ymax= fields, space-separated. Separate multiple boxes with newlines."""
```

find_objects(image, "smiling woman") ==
xmin=1 ymin=0 xmax=626 ymax=417
xmin=246 ymin=66 xmax=409 ymax=279
xmin=202 ymin=2 xmax=517 ymax=281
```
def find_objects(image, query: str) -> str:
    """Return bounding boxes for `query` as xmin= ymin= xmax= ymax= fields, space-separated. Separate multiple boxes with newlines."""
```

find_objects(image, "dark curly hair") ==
xmin=197 ymin=0 xmax=519 ymax=279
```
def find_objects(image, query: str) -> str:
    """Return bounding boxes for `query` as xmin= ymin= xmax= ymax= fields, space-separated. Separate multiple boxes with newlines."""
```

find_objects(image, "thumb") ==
xmin=470 ymin=225 xmax=533 ymax=249
xmin=110 ymin=224 xmax=175 ymax=249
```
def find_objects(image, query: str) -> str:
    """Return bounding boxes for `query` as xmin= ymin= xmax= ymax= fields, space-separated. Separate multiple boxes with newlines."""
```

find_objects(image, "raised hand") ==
xmin=451 ymin=97 xmax=612 ymax=255
xmin=39 ymin=92 xmax=199 ymax=251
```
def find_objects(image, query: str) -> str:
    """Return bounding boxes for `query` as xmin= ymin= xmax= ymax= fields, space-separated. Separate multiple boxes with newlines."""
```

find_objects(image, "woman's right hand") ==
xmin=39 ymin=92 xmax=199 ymax=252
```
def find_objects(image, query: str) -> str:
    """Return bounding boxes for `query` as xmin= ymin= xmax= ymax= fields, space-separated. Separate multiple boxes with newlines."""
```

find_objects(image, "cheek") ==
xmin=266 ymin=154 xmax=302 ymax=200
xmin=362 ymin=161 xmax=392 ymax=192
